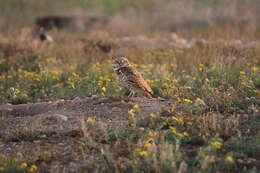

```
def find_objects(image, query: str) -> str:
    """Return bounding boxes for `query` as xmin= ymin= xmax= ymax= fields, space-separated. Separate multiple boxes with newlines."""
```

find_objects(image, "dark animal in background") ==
xmin=36 ymin=15 xmax=108 ymax=31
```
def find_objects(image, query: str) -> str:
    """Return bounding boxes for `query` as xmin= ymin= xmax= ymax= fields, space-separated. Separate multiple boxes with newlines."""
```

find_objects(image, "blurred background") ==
xmin=0 ymin=0 xmax=259 ymax=38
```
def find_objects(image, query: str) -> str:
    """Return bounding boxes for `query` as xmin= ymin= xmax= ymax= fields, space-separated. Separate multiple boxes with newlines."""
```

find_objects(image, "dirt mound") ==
xmin=0 ymin=97 xmax=172 ymax=120
xmin=0 ymin=97 xmax=173 ymax=159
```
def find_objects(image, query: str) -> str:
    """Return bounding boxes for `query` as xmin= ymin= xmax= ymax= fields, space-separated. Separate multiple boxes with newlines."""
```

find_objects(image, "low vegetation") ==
xmin=0 ymin=0 xmax=259 ymax=173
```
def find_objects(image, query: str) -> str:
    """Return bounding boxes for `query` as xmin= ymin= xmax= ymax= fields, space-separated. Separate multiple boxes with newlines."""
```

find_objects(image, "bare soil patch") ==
xmin=0 ymin=97 xmax=173 ymax=171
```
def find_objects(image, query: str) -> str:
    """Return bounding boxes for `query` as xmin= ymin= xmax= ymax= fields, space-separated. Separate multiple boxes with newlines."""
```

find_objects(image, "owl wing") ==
xmin=119 ymin=66 xmax=153 ymax=96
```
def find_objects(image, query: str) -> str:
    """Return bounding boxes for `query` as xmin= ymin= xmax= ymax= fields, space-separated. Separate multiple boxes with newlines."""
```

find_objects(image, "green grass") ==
xmin=0 ymin=28 xmax=259 ymax=172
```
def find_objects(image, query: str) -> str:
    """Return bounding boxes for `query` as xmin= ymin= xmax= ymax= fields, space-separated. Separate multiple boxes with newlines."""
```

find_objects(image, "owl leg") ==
xmin=127 ymin=91 xmax=132 ymax=97
xmin=128 ymin=90 xmax=135 ymax=97
xmin=132 ymin=91 xmax=136 ymax=97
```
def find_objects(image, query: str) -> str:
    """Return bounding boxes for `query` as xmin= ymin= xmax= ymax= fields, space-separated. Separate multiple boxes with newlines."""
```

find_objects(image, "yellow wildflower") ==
xmin=46 ymin=57 xmax=56 ymax=63
xmin=132 ymin=63 xmax=138 ymax=67
xmin=176 ymin=132 xmax=184 ymax=137
xmin=183 ymin=99 xmax=193 ymax=103
xmin=144 ymin=143 xmax=152 ymax=148
xmin=72 ymin=72 xmax=80 ymax=78
xmin=133 ymin=104 xmax=140 ymax=109
xmin=6 ymin=75 xmax=12 ymax=79
xmin=50 ymin=70 xmax=59 ymax=76
xmin=20 ymin=162 xmax=28 ymax=168
xmin=0 ymin=167 xmax=4 ymax=171
xmin=68 ymin=82 xmax=75 ymax=89
xmin=172 ymin=116 xmax=184 ymax=125
xmin=33 ymin=76 xmax=41 ymax=81
xmin=128 ymin=109 xmax=135 ymax=116
xmin=211 ymin=141 xmax=223 ymax=149
xmin=196 ymin=98 xmax=205 ymax=105
xmin=16 ymin=152 xmax=23 ymax=157
xmin=204 ymin=133 xmax=211 ymax=137
xmin=101 ymin=87 xmax=106 ymax=92
xmin=138 ymin=151 xmax=147 ymax=156
xmin=183 ymin=132 xmax=189 ymax=137
xmin=170 ymin=106 xmax=176 ymax=112
xmin=146 ymin=79 xmax=153 ymax=83
xmin=179 ymin=86 xmax=191 ymax=89
xmin=204 ymin=78 xmax=210 ymax=82
xmin=170 ymin=126 xmax=177 ymax=134
xmin=149 ymin=113 xmax=157 ymax=118
xmin=147 ymin=131 xmax=157 ymax=137
xmin=86 ymin=117 xmax=94 ymax=123
xmin=28 ymin=165 xmax=38 ymax=172
xmin=240 ymin=71 xmax=246 ymax=75
xmin=253 ymin=90 xmax=260 ymax=95
xmin=251 ymin=66 xmax=258 ymax=72
xmin=225 ymin=156 xmax=234 ymax=163
xmin=97 ymin=81 xmax=102 ymax=86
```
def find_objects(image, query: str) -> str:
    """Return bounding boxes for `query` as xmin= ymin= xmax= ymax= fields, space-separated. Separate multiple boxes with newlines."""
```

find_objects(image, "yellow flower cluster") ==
xmin=172 ymin=116 xmax=184 ymax=125
xmin=18 ymin=69 xmax=41 ymax=82
xmin=138 ymin=151 xmax=147 ymax=156
xmin=28 ymin=165 xmax=38 ymax=172
xmin=195 ymin=98 xmax=205 ymax=105
xmin=128 ymin=104 xmax=140 ymax=117
xmin=170 ymin=126 xmax=189 ymax=137
xmin=0 ymin=153 xmax=38 ymax=172
xmin=211 ymin=141 xmax=223 ymax=149
xmin=183 ymin=98 xmax=193 ymax=103
xmin=87 ymin=117 xmax=94 ymax=123
xmin=147 ymin=131 xmax=157 ymax=137
xmin=225 ymin=156 xmax=234 ymax=163
xmin=149 ymin=113 xmax=157 ymax=118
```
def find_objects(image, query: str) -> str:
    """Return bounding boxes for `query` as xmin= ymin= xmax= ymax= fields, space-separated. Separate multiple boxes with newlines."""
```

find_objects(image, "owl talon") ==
xmin=128 ymin=91 xmax=135 ymax=97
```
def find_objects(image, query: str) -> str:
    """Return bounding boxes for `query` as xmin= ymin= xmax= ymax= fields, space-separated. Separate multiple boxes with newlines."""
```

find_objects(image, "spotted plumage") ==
xmin=113 ymin=57 xmax=153 ymax=98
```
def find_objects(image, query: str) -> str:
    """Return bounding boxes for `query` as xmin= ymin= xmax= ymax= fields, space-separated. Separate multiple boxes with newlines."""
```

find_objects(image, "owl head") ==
xmin=113 ymin=57 xmax=131 ymax=69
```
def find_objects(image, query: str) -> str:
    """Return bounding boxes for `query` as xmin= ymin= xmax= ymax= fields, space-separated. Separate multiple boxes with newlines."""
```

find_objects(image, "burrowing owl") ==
xmin=113 ymin=57 xmax=153 ymax=98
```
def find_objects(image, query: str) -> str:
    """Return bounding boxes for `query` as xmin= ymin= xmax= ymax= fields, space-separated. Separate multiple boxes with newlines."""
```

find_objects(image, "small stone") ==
xmin=38 ymin=134 xmax=47 ymax=138
xmin=58 ymin=142 xmax=66 ymax=146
